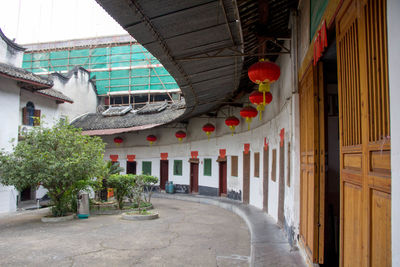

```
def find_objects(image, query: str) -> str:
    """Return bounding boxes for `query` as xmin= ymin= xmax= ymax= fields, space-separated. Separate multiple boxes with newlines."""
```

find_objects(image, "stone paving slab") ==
xmin=0 ymin=198 xmax=250 ymax=267
xmin=153 ymin=193 xmax=306 ymax=267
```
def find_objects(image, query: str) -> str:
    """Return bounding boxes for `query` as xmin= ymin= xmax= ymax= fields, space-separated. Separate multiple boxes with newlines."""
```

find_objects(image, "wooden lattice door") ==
xmin=336 ymin=0 xmax=391 ymax=266
xmin=299 ymin=65 xmax=322 ymax=263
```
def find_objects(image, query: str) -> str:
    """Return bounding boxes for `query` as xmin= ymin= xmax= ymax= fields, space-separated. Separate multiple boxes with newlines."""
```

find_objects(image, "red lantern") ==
xmin=175 ymin=131 xmax=186 ymax=142
xmin=248 ymin=59 xmax=280 ymax=104
xmin=202 ymin=123 xmax=215 ymax=139
xmin=225 ymin=116 xmax=240 ymax=135
xmin=240 ymin=106 xmax=258 ymax=130
xmin=146 ymin=135 xmax=157 ymax=146
xmin=113 ymin=137 xmax=123 ymax=146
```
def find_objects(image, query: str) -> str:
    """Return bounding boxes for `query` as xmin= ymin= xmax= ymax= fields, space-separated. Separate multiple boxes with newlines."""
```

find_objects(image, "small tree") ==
xmin=142 ymin=174 xmax=159 ymax=203
xmin=107 ymin=174 xmax=136 ymax=209
xmin=0 ymin=121 xmax=105 ymax=217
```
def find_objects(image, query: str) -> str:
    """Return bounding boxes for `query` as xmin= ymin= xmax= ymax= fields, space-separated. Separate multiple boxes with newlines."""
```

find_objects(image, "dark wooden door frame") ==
xmin=160 ymin=160 xmax=169 ymax=190
xmin=263 ymin=147 xmax=270 ymax=212
xmin=243 ymin=151 xmax=250 ymax=204
xmin=278 ymin=140 xmax=285 ymax=226
xmin=190 ymin=162 xmax=199 ymax=193
xmin=218 ymin=161 xmax=227 ymax=196
xmin=126 ymin=161 xmax=137 ymax=175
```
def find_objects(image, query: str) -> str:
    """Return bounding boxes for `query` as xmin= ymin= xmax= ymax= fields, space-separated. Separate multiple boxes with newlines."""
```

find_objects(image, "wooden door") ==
xmin=219 ymin=162 xmax=227 ymax=196
xmin=278 ymin=139 xmax=285 ymax=226
xmin=263 ymin=147 xmax=269 ymax=212
xmin=190 ymin=162 xmax=199 ymax=193
xmin=160 ymin=160 xmax=169 ymax=190
xmin=336 ymin=0 xmax=391 ymax=266
xmin=243 ymin=152 xmax=250 ymax=204
xmin=299 ymin=64 xmax=322 ymax=263
xmin=126 ymin=161 xmax=136 ymax=174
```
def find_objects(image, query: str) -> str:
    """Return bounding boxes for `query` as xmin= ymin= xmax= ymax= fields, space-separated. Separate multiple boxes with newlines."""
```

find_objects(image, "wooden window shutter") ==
xmin=173 ymin=160 xmax=182 ymax=176
xmin=231 ymin=156 xmax=238 ymax=177
xmin=254 ymin=152 xmax=260 ymax=177
xmin=204 ymin=158 xmax=212 ymax=176
xmin=22 ymin=107 xmax=28 ymax=125
xmin=33 ymin=109 xmax=41 ymax=126
xmin=142 ymin=161 xmax=152 ymax=175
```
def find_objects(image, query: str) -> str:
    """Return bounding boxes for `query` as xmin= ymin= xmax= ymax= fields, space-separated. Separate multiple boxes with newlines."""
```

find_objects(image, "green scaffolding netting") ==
xmin=22 ymin=43 xmax=180 ymax=95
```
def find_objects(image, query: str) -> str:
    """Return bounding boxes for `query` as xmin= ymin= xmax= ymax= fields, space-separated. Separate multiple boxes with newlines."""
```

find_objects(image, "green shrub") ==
xmin=107 ymin=174 xmax=136 ymax=209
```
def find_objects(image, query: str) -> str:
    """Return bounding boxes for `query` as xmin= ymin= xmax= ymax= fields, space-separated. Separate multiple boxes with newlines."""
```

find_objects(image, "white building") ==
xmin=0 ymin=29 xmax=98 ymax=212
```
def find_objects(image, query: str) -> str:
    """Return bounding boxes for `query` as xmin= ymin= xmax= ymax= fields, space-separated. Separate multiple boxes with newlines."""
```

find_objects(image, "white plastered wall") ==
xmin=0 ymin=77 xmax=20 ymax=213
xmin=53 ymin=69 xmax=98 ymax=121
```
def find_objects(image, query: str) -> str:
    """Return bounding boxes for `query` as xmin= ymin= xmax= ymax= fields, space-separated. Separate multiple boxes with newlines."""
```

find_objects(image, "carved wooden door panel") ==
xmin=336 ymin=0 xmax=391 ymax=265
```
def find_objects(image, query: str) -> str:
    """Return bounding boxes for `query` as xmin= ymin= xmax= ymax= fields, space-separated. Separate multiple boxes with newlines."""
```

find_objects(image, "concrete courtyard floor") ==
xmin=0 ymin=198 xmax=250 ymax=267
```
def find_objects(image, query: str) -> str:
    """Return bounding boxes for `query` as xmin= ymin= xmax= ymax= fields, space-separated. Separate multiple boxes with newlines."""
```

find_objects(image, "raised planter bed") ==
xmin=121 ymin=210 xmax=159 ymax=221
xmin=90 ymin=202 xmax=153 ymax=215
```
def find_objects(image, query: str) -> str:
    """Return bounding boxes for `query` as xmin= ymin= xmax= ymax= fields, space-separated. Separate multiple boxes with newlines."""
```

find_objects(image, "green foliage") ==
xmin=0 ymin=120 xmax=105 ymax=217
xmin=98 ymin=161 xmax=124 ymax=201
xmin=139 ymin=174 xmax=158 ymax=203
xmin=107 ymin=174 xmax=136 ymax=209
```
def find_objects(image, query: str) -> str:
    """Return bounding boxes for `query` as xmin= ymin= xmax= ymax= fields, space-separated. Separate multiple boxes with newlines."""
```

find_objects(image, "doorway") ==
xmin=320 ymin=43 xmax=340 ymax=267
xmin=190 ymin=162 xmax=199 ymax=193
xmin=218 ymin=161 xmax=227 ymax=196
xmin=160 ymin=160 xmax=168 ymax=190
xmin=126 ymin=161 xmax=136 ymax=175
xmin=242 ymin=151 xmax=250 ymax=204
xmin=20 ymin=186 xmax=33 ymax=201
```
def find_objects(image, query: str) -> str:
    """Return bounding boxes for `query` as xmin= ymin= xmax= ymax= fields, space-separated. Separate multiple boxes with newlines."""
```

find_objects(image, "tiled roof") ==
xmin=36 ymin=88 xmax=73 ymax=103
xmin=0 ymin=62 xmax=53 ymax=89
xmin=71 ymin=101 xmax=185 ymax=135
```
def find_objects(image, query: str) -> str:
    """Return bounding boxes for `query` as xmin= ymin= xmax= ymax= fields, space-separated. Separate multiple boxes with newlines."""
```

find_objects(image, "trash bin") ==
xmin=77 ymin=192 xmax=90 ymax=219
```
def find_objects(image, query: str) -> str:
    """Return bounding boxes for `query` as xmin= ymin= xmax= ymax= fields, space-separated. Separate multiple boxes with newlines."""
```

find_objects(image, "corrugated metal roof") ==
xmin=96 ymin=0 xmax=244 ymax=120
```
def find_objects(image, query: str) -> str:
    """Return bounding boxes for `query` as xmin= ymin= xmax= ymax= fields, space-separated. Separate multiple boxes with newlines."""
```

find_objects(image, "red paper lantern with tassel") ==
xmin=248 ymin=59 xmax=280 ymax=105
xmin=202 ymin=123 xmax=215 ymax=139
xmin=113 ymin=137 xmax=123 ymax=146
xmin=175 ymin=131 xmax=186 ymax=142
xmin=240 ymin=106 xmax=258 ymax=130
xmin=225 ymin=116 xmax=240 ymax=135
xmin=146 ymin=135 xmax=157 ymax=146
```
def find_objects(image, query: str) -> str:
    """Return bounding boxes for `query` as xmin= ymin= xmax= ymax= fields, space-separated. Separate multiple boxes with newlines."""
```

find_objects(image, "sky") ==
xmin=0 ymin=0 xmax=127 ymax=44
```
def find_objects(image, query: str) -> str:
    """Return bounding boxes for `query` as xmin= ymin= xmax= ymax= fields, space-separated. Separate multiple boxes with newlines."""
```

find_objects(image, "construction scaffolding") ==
xmin=21 ymin=35 xmax=181 ymax=103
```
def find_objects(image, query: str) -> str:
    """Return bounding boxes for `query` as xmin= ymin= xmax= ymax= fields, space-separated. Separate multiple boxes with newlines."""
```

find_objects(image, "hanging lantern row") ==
xmin=146 ymin=135 xmax=157 ymax=146
xmin=248 ymin=59 xmax=280 ymax=101
xmin=175 ymin=131 xmax=187 ymax=142
xmin=240 ymin=106 xmax=258 ymax=130
xmin=247 ymin=59 xmax=280 ymax=122
xmin=114 ymin=137 xmax=123 ymax=146
xmin=224 ymin=116 xmax=240 ymax=136
xmin=249 ymin=91 xmax=273 ymax=120
xmin=202 ymin=123 xmax=215 ymax=140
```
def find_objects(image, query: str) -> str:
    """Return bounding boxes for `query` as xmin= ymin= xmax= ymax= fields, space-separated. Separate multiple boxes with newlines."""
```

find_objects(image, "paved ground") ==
xmin=0 ymin=198 xmax=250 ymax=267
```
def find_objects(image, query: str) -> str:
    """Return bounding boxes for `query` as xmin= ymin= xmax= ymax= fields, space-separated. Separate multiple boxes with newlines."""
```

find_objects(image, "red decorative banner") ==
xmin=264 ymin=137 xmax=269 ymax=151
xmin=160 ymin=153 xmax=168 ymax=160
xmin=127 ymin=154 xmax=135 ymax=162
xmin=280 ymin=128 xmax=285 ymax=147
xmin=110 ymin=154 xmax=119 ymax=162
xmin=219 ymin=149 xmax=226 ymax=159
xmin=244 ymin=143 xmax=250 ymax=154
xmin=191 ymin=151 xmax=198 ymax=159
xmin=313 ymin=20 xmax=328 ymax=66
